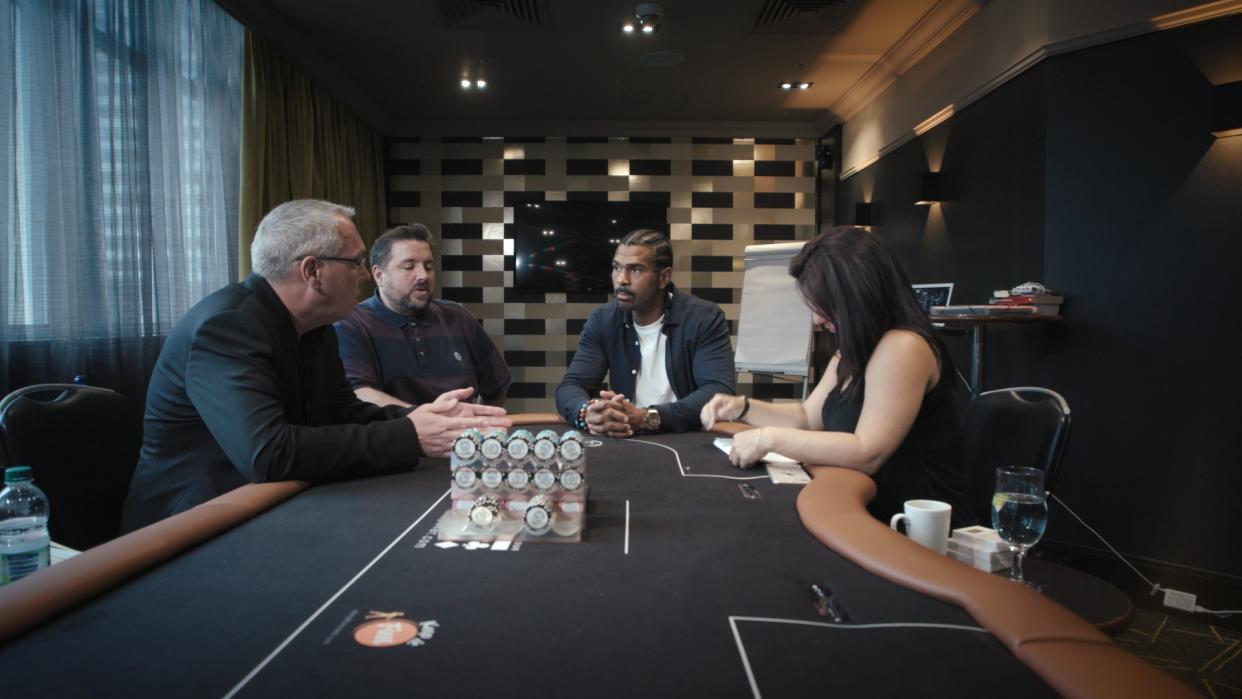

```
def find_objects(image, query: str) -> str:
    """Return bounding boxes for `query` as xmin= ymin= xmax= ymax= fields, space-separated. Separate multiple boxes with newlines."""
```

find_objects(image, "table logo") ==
xmin=353 ymin=611 xmax=439 ymax=648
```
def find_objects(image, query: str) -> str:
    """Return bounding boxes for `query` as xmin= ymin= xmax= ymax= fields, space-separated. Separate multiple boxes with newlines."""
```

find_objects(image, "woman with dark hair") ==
xmin=701 ymin=226 xmax=975 ymax=526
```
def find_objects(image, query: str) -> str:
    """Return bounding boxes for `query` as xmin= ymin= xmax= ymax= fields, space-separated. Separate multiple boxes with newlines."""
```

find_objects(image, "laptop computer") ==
xmin=912 ymin=283 xmax=953 ymax=315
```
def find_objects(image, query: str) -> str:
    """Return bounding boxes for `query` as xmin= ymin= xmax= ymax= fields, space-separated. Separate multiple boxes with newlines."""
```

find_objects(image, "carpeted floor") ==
xmin=1116 ymin=608 xmax=1242 ymax=697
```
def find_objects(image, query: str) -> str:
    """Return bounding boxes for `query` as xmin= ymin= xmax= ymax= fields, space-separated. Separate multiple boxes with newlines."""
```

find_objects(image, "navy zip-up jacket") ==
xmin=556 ymin=284 xmax=736 ymax=432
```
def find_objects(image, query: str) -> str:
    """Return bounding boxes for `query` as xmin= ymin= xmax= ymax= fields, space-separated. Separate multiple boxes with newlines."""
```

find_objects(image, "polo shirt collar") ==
xmin=363 ymin=291 xmax=429 ymax=327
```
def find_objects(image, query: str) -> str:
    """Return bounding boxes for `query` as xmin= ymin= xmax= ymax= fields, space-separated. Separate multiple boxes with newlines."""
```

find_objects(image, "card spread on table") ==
xmin=713 ymin=438 xmax=809 ymax=484
xmin=765 ymin=461 xmax=811 ymax=485
xmin=713 ymin=437 xmax=799 ymax=463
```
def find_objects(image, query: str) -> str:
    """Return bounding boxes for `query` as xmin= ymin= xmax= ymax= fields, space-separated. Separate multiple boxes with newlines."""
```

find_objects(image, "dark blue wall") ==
xmin=841 ymin=14 xmax=1242 ymax=577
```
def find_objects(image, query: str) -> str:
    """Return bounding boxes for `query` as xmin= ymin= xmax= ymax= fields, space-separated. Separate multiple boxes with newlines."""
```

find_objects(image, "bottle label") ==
xmin=1 ymin=547 xmax=49 ymax=585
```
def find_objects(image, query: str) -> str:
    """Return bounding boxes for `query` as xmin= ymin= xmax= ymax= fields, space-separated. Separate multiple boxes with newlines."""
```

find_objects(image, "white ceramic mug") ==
xmin=889 ymin=499 xmax=951 ymax=554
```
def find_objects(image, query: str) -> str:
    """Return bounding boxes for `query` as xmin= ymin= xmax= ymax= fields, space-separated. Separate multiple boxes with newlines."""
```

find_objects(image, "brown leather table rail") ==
xmin=797 ymin=465 xmax=1195 ymax=699
xmin=0 ymin=479 xmax=308 ymax=645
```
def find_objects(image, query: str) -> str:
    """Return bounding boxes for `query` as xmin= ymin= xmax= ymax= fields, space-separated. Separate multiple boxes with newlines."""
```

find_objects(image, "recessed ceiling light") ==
xmin=476 ymin=79 xmax=487 ymax=88
xmin=460 ymin=79 xmax=471 ymax=88
xmin=641 ymin=24 xmax=654 ymax=33
xmin=798 ymin=82 xmax=812 ymax=90
xmin=621 ymin=23 xmax=634 ymax=32
xmin=779 ymin=82 xmax=793 ymax=90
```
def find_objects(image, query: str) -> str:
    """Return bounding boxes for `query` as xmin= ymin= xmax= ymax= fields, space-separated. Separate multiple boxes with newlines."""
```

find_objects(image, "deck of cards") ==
xmin=947 ymin=526 xmax=1014 ymax=572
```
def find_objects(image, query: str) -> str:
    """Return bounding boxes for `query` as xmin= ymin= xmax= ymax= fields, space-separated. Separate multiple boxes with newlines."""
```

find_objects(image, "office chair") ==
xmin=961 ymin=386 xmax=1071 ymax=525
xmin=0 ymin=383 xmax=139 ymax=550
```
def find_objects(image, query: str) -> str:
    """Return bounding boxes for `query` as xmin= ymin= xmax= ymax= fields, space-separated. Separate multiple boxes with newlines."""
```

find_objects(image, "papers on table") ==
xmin=51 ymin=542 xmax=80 ymax=565
xmin=712 ymin=438 xmax=811 ymax=484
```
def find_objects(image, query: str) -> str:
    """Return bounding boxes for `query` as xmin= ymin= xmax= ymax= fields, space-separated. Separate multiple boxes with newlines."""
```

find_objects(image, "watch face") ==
xmin=644 ymin=410 xmax=660 ymax=431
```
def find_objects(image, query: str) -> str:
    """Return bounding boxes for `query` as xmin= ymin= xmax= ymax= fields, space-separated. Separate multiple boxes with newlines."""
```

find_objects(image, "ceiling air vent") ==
xmin=753 ymin=0 xmax=866 ymax=34
xmin=438 ymin=0 xmax=548 ymax=30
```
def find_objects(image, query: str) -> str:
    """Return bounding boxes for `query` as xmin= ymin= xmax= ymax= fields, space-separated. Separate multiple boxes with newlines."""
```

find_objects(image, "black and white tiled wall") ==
xmin=386 ymin=136 xmax=817 ymax=413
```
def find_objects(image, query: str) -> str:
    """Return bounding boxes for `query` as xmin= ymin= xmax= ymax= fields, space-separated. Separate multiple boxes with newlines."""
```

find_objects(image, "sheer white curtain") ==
xmin=0 ymin=0 xmax=242 ymax=398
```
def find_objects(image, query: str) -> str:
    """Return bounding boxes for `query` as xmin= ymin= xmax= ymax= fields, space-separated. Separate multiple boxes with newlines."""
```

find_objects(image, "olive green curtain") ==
xmin=237 ymin=31 xmax=387 ymax=280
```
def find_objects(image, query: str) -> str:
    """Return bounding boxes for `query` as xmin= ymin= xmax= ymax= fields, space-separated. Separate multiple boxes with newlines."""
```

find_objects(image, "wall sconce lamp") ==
xmin=854 ymin=202 xmax=872 ymax=227
xmin=1212 ymin=80 xmax=1242 ymax=138
xmin=914 ymin=172 xmax=943 ymax=205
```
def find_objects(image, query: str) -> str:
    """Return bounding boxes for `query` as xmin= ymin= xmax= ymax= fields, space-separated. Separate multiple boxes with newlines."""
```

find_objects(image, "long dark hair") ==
xmin=789 ymin=226 xmax=940 ymax=398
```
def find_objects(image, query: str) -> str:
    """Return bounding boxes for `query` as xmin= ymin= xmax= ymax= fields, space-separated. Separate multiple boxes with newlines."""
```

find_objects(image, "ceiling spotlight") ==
xmin=779 ymin=82 xmax=793 ymax=90
xmin=620 ymin=2 xmax=662 ymax=34
xmin=476 ymin=79 xmax=487 ymax=88
xmin=798 ymin=82 xmax=812 ymax=90
xmin=460 ymin=79 xmax=471 ymax=89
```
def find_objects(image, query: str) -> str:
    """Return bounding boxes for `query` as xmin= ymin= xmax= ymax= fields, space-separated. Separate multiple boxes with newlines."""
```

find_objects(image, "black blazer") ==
xmin=122 ymin=275 xmax=421 ymax=532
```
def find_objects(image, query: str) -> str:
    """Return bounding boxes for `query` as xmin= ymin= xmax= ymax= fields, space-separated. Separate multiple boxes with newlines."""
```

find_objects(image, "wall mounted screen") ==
xmin=513 ymin=202 xmax=668 ymax=293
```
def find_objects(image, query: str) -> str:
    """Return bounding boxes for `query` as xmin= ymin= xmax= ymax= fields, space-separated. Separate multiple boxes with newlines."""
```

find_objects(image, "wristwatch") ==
xmin=642 ymin=408 xmax=661 ymax=432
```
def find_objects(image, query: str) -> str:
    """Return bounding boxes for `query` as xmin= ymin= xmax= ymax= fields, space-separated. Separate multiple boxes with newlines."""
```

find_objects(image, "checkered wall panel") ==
xmin=386 ymin=136 xmax=818 ymax=413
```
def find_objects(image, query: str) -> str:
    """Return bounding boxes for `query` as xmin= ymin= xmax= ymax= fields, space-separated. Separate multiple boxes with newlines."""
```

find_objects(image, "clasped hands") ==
xmin=408 ymin=387 xmax=511 ymax=458
xmin=583 ymin=390 xmax=648 ymax=438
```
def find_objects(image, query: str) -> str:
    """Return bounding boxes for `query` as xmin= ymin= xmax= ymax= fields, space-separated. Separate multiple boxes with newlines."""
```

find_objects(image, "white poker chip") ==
xmin=532 ymin=468 xmax=557 ymax=491
xmin=480 ymin=437 xmax=505 ymax=461
xmin=560 ymin=468 xmax=583 ymax=491
xmin=453 ymin=468 xmax=477 ymax=489
xmin=452 ymin=437 xmax=478 ymax=461
xmin=480 ymin=467 xmax=504 ymax=490
xmin=532 ymin=438 xmax=557 ymax=461
xmin=506 ymin=467 xmax=530 ymax=489
xmin=559 ymin=439 xmax=583 ymax=462
xmin=524 ymin=495 xmax=553 ymax=533
xmin=469 ymin=496 xmax=500 ymax=527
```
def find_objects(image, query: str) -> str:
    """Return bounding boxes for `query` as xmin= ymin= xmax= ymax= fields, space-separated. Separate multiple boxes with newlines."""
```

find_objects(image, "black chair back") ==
xmin=0 ymin=384 xmax=139 ymax=550
xmin=962 ymin=386 xmax=1071 ymax=525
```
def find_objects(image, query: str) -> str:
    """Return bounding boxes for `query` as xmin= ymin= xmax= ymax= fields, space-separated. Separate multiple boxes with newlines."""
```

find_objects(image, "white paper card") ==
xmin=713 ymin=437 xmax=800 ymax=464
xmin=766 ymin=461 xmax=811 ymax=485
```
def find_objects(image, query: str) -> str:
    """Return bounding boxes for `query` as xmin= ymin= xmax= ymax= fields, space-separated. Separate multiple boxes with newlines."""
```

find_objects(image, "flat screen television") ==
xmin=512 ymin=201 xmax=668 ymax=293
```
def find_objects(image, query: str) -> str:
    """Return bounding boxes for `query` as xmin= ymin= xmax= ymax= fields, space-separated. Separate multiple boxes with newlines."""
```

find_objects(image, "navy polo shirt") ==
xmin=335 ymin=293 xmax=512 ymax=406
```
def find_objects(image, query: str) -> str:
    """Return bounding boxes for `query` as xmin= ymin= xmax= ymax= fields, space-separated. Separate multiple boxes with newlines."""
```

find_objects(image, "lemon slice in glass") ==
xmin=992 ymin=493 xmax=1009 ymax=512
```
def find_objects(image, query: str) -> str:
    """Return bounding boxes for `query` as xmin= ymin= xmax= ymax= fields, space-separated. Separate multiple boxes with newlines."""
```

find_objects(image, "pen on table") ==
xmin=810 ymin=583 xmax=849 ymax=623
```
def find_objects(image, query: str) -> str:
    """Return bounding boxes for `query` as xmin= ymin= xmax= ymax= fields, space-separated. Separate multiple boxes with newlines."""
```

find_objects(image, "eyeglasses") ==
xmin=299 ymin=254 xmax=370 ymax=270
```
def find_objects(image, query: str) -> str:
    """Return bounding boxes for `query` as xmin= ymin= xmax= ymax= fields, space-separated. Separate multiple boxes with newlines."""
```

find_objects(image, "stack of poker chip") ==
xmin=448 ymin=428 xmax=589 ymax=536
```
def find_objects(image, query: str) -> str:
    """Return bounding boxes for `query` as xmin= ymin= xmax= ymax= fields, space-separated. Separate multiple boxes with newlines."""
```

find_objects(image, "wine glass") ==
xmin=991 ymin=466 xmax=1048 ymax=590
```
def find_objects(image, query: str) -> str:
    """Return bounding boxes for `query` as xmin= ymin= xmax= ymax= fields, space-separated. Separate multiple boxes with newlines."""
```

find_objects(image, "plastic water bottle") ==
xmin=0 ymin=466 xmax=51 ymax=585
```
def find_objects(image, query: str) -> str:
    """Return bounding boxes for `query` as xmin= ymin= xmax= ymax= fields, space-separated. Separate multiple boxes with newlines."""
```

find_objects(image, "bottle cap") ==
xmin=4 ymin=466 xmax=32 ymax=484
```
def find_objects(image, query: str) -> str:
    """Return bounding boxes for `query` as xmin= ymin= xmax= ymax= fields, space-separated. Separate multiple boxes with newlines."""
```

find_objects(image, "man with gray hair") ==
xmin=123 ymin=200 xmax=510 ymax=532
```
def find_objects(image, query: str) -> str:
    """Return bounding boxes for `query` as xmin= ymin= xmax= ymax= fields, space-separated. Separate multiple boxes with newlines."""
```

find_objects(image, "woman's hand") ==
xmin=729 ymin=427 xmax=768 ymax=469
xmin=700 ymin=393 xmax=746 ymax=431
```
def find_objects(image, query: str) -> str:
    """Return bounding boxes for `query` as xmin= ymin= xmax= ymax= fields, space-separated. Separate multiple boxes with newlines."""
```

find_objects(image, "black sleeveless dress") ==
xmin=820 ymin=342 xmax=977 ymax=528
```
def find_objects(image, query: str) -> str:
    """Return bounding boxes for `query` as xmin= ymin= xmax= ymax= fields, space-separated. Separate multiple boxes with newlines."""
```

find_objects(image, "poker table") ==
xmin=0 ymin=420 xmax=1191 ymax=698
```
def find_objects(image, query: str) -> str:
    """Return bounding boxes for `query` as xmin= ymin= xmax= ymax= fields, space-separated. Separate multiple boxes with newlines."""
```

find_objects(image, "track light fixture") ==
xmin=779 ymin=81 xmax=812 ymax=90
xmin=621 ymin=2 xmax=662 ymax=34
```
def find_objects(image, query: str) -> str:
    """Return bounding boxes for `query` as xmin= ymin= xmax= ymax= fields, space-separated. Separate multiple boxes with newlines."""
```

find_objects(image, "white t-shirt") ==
xmin=633 ymin=315 xmax=676 ymax=408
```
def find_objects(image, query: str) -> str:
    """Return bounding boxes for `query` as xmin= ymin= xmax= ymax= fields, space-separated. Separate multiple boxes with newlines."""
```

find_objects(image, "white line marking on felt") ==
xmin=222 ymin=488 xmax=451 ymax=699
xmin=624 ymin=499 xmax=630 ymax=555
xmin=629 ymin=438 xmax=767 ymax=481
xmin=727 ymin=615 xmax=988 ymax=699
